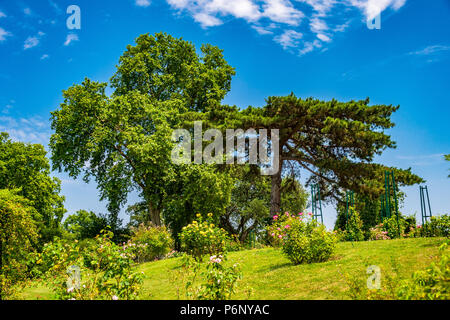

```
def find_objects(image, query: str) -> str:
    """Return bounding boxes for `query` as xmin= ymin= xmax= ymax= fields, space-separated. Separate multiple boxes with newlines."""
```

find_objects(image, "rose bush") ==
xmin=268 ymin=212 xmax=337 ymax=265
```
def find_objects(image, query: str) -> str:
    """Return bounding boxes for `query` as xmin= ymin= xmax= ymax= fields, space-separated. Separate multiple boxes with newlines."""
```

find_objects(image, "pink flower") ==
xmin=285 ymin=225 xmax=290 ymax=229
xmin=273 ymin=215 xmax=279 ymax=220
xmin=271 ymin=233 xmax=275 ymax=237
xmin=299 ymin=212 xmax=303 ymax=216
xmin=278 ymin=235 xmax=282 ymax=239
xmin=277 ymin=227 xmax=281 ymax=231
xmin=308 ymin=212 xmax=313 ymax=216
xmin=285 ymin=212 xmax=289 ymax=216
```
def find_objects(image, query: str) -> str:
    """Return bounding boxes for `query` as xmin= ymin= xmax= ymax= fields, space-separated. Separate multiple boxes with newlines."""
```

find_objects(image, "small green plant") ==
xmin=268 ymin=212 xmax=337 ymax=265
xmin=180 ymin=213 xmax=229 ymax=261
xmin=127 ymin=224 xmax=174 ymax=263
xmin=33 ymin=230 xmax=143 ymax=300
xmin=170 ymin=253 xmax=243 ymax=300
xmin=344 ymin=207 xmax=365 ymax=241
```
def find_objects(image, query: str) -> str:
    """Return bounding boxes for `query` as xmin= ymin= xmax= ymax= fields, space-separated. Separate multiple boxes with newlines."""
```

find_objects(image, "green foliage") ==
xmin=180 ymin=213 xmax=229 ymax=261
xmin=382 ymin=214 xmax=407 ymax=239
xmin=221 ymin=165 xmax=271 ymax=243
xmin=164 ymin=164 xmax=233 ymax=248
xmin=110 ymin=32 xmax=235 ymax=112
xmin=63 ymin=210 xmax=129 ymax=243
xmin=33 ymin=231 xmax=143 ymax=300
xmin=128 ymin=224 xmax=174 ymax=263
xmin=196 ymin=255 xmax=242 ymax=300
xmin=419 ymin=215 xmax=450 ymax=237
xmin=344 ymin=207 xmax=365 ymax=241
xmin=268 ymin=212 xmax=337 ymax=265
xmin=63 ymin=210 xmax=108 ymax=240
xmin=397 ymin=242 xmax=449 ymax=299
xmin=445 ymin=154 xmax=450 ymax=178
xmin=221 ymin=94 xmax=423 ymax=215
xmin=50 ymin=32 xmax=235 ymax=227
xmin=0 ymin=132 xmax=66 ymax=244
xmin=0 ymin=189 xmax=39 ymax=299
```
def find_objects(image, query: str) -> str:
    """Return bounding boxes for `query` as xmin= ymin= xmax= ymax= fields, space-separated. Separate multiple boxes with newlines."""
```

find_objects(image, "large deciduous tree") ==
xmin=50 ymin=32 xmax=236 ymax=226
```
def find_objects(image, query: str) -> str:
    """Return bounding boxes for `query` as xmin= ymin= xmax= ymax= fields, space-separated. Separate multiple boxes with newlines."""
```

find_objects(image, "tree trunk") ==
xmin=148 ymin=204 xmax=162 ymax=226
xmin=270 ymin=160 xmax=283 ymax=217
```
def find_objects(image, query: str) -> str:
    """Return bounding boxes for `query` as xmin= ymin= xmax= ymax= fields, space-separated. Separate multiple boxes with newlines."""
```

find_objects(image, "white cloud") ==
xmin=262 ymin=0 xmax=304 ymax=26
xmin=164 ymin=0 xmax=408 ymax=56
xmin=0 ymin=27 xmax=11 ymax=41
xmin=64 ymin=33 xmax=79 ymax=46
xmin=136 ymin=0 xmax=151 ymax=7
xmin=0 ymin=115 xmax=51 ymax=146
xmin=24 ymin=8 xmax=32 ymax=16
xmin=23 ymin=31 xmax=45 ymax=50
xmin=168 ymin=0 xmax=261 ymax=28
xmin=348 ymin=0 xmax=407 ymax=20
xmin=41 ymin=54 xmax=50 ymax=60
xmin=409 ymin=45 xmax=450 ymax=56
xmin=252 ymin=23 xmax=277 ymax=35
xmin=317 ymin=33 xmax=331 ymax=42
xmin=274 ymin=29 xmax=303 ymax=49
xmin=299 ymin=40 xmax=322 ymax=56
xmin=0 ymin=11 xmax=6 ymax=18
xmin=24 ymin=37 xmax=39 ymax=49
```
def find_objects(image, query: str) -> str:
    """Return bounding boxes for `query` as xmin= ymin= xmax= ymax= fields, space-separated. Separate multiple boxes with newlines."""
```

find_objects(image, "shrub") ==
xmin=0 ymin=189 xmax=39 ymax=300
xmin=420 ymin=215 xmax=450 ymax=237
xmin=128 ymin=224 xmax=173 ymax=263
xmin=180 ymin=213 xmax=229 ymax=261
xmin=369 ymin=224 xmax=390 ymax=240
xmin=382 ymin=214 xmax=407 ymax=239
xmin=344 ymin=207 xmax=365 ymax=241
xmin=33 ymin=231 xmax=143 ymax=300
xmin=268 ymin=212 xmax=337 ymax=265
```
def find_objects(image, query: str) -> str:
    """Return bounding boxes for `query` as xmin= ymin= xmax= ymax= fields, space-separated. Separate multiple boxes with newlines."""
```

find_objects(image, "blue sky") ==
xmin=0 ymin=0 xmax=449 ymax=229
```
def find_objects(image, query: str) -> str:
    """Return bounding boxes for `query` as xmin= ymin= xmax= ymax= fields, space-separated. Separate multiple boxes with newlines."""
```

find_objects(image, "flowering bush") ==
xmin=382 ymin=214 xmax=407 ymax=239
xmin=195 ymin=255 xmax=242 ymax=300
xmin=33 ymin=230 xmax=143 ymax=300
xmin=127 ymin=224 xmax=174 ymax=263
xmin=180 ymin=213 xmax=229 ymax=261
xmin=369 ymin=223 xmax=391 ymax=240
xmin=268 ymin=212 xmax=337 ymax=265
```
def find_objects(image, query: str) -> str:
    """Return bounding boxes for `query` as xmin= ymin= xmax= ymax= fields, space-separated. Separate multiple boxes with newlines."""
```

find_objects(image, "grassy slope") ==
xmin=20 ymin=237 xmax=445 ymax=300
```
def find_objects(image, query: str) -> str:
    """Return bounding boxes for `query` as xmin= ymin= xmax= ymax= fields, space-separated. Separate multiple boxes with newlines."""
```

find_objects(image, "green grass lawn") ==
xmin=19 ymin=237 xmax=446 ymax=300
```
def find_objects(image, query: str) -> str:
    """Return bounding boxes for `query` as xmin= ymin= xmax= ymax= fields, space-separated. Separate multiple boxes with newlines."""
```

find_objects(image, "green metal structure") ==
xmin=345 ymin=190 xmax=355 ymax=225
xmin=311 ymin=184 xmax=324 ymax=224
xmin=380 ymin=170 xmax=400 ymax=237
xmin=419 ymin=185 xmax=432 ymax=227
